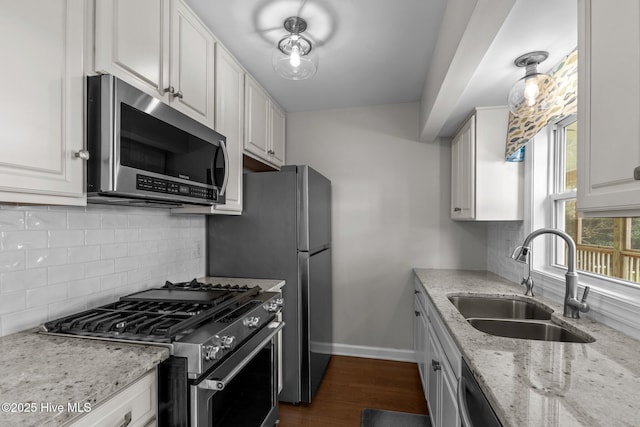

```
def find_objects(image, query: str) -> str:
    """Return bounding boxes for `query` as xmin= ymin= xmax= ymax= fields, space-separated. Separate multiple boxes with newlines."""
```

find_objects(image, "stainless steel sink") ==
xmin=447 ymin=294 xmax=594 ymax=343
xmin=448 ymin=294 xmax=553 ymax=320
xmin=467 ymin=319 xmax=595 ymax=343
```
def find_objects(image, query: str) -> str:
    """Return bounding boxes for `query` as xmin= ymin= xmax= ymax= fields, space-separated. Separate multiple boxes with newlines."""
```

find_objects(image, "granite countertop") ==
xmin=0 ymin=331 xmax=169 ymax=427
xmin=414 ymin=268 xmax=640 ymax=427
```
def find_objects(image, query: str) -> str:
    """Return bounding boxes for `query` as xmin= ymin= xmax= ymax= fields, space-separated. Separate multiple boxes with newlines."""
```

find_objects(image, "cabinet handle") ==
xmin=74 ymin=150 xmax=90 ymax=160
xmin=267 ymin=149 xmax=275 ymax=155
xmin=453 ymin=207 xmax=462 ymax=212
xmin=163 ymin=86 xmax=175 ymax=94
xmin=173 ymin=90 xmax=184 ymax=99
xmin=634 ymin=166 xmax=640 ymax=180
xmin=415 ymin=310 xmax=420 ymax=317
xmin=118 ymin=411 xmax=132 ymax=427
xmin=431 ymin=359 xmax=441 ymax=371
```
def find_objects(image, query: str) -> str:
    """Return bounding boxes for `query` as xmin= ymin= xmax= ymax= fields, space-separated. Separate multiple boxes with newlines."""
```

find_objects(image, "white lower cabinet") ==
xmin=65 ymin=370 xmax=157 ymax=427
xmin=414 ymin=277 xmax=460 ymax=427
xmin=0 ymin=0 xmax=86 ymax=205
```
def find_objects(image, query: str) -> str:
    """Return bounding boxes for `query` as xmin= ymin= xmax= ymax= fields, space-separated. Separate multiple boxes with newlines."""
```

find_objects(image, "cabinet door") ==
xmin=270 ymin=103 xmax=286 ymax=168
xmin=95 ymin=0 xmax=170 ymax=98
xmin=451 ymin=116 xmax=475 ymax=219
xmin=426 ymin=327 xmax=442 ymax=427
xmin=414 ymin=300 xmax=427 ymax=393
xmin=578 ymin=0 xmax=640 ymax=215
xmin=244 ymin=75 xmax=270 ymax=160
xmin=214 ymin=45 xmax=245 ymax=213
xmin=441 ymin=366 xmax=460 ymax=427
xmin=0 ymin=0 xmax=85 ymax=205
xmin=170 ymin=0 xmax=215 ymax=127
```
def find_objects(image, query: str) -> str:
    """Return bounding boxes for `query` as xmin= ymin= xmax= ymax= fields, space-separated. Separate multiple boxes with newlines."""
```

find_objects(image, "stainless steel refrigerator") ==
xmin=206 ymin=165 xmax=332 ymax=404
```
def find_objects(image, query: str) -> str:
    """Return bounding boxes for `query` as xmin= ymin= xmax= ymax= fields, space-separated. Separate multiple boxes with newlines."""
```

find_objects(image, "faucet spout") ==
xmin=513 ymin=228 xmax=590 ymax=319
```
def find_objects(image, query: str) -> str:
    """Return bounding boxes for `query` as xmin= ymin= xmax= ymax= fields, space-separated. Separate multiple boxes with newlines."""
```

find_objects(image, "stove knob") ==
xmin=263 ymin=302 xmax=279 ymax=313
xmin=221 ymin=335 xmax=236 ymax=349
xmin=243 ymin=316 xmax=261 ymax=329
xmin=204 ymin=345 xmax=223 ymax=361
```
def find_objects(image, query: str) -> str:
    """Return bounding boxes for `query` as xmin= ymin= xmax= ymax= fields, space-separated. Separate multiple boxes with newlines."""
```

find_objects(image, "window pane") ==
xmin=581 ymin=218 xmax=614 ymax=247
xmin=631 ymin=218 xmax=640 ymax=250
xmin=564 ymin=121 xmax=577 ymax=191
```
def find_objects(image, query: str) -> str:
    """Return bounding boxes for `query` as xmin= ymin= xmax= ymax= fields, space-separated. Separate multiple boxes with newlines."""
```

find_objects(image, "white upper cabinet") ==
xmin=212 ymin=45 xmax=245 ymax=213
xmin=94 ymin=0 xmax=169 ymax=96
xmin=0 ymin=0 xmax=86 ymax=205
xmin=244 ymin=75 xmax=286 ymax=169
xmin=451 ymin=107 xmax=523 ymax=221
xmin=578 ymin=0 xmax=640 ymax=216
xmin=170 ymin=0 xmax=215 ymax=127
xmin=95 ymin=0 xmax=215 ymax=128
xmin=175 ymin=44 xmax=245 ymax=215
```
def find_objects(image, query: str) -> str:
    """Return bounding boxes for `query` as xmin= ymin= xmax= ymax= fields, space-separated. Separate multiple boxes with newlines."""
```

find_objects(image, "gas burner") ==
xmin=163 ymin=279 xmax=261 ymax=293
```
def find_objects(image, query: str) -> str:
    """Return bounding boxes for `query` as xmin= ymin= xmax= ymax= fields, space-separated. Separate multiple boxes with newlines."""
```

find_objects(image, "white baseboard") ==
xmin=312 ymin=342 xmax=416 ymax=363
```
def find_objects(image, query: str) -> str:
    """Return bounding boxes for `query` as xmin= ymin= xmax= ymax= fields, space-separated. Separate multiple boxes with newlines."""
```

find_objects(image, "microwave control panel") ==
xmin=136 ymin=175 xmax=216 ymax=201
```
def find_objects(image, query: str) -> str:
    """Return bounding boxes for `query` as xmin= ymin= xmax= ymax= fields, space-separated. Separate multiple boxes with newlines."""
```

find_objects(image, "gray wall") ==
xmin=287 ymin=102 xmax=488 ymax=355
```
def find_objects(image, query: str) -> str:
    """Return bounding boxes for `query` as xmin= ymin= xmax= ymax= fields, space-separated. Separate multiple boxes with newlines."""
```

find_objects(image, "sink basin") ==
xmin=448 ymin=295 xmax=553 ymax=320
xmin=467 ymin=319 xmax=595 ymax=343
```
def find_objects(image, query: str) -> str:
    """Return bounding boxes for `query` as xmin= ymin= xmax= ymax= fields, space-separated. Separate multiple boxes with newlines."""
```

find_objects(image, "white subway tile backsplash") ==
xmin=84 ymin=259 xmax=115 ymax=278
xmin=0 ymin=251 xmax=25 ymax=272
xmin=68 ymin=277 xmax=101 ymax=297
xmin=25 ymin=210 xmax=67 ymax=230
xmin=48 ymin=264 xmax=84 ymax=285
xmin=68 ymin=245 xmax=101 ymax=264
xmin=86 ymin=229 xmax=115 ymax=245
xmin=114 ymin=256 xmax=139 ymax=273
xmin=26 ymin=248 xmax=67 ymax=269
xmin=115 ymin=228 xmax=139 ymax=243
xmin=0 ymin=210 xmax=25 ymax=230
xmin=100 ymin=272 xmax=126 ymax=290
xmin=101 ymin=213 xmax=128 ymax=229
xmin=1 ymin=268 xmax=47 ymax=293
xmin=68 ymin=211 xmax=101 ymax=229
xmin=26 ymin=283 xmax=67 ymax=308
xmin=0 ymin=205 xmax=205 ymax=337
xmin=100 ymin=243 xmax=128 ymax=259
xmin=2 ymin=307 xmax=48 ymax=335
xmin=1 ymin=230 xmax=47 ymax=250
xmin=48 ymin=230 xmax=85 ymax=248
xmin=0 ymin=290 xmax=26 ymax=315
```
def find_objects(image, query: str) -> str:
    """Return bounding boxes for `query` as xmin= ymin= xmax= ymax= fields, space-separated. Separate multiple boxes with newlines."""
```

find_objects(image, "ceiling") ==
xmin=186 ymin=0 xmax=577 ymax=139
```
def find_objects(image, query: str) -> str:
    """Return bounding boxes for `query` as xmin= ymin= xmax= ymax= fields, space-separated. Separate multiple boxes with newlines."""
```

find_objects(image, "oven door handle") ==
xmin=198 ymin=321 xmax=284 ymax=391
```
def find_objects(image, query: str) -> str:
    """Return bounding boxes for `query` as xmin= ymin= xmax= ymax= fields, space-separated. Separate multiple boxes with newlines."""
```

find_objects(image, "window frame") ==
xmin=527 ymin=116 xmax=640 ymax=312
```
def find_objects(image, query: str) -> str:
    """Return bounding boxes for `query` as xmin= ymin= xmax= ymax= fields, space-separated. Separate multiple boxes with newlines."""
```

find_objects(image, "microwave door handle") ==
xmin=217 ymin=140 xmax=229 ymax=197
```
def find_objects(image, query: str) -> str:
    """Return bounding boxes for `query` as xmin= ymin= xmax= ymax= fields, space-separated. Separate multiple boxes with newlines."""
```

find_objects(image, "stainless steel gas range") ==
xmin=41 ymin=279 xmax=284 ymax=427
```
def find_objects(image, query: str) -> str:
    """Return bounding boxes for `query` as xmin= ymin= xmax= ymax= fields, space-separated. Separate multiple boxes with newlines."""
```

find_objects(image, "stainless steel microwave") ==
xmin=86 ymin=74 xmax=228 ymax=207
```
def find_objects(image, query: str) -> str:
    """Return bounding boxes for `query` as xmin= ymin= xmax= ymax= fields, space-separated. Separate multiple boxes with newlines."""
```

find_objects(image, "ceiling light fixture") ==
xmin=273 ymin=16 xmax=317 ymax=80
xmin=507 ymin=51 xmax=556 ymax=117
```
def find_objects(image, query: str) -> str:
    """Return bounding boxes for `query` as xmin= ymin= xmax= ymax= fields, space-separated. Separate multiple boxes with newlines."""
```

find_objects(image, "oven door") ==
xmin=191 ymin=321 xmax=284 ymax=427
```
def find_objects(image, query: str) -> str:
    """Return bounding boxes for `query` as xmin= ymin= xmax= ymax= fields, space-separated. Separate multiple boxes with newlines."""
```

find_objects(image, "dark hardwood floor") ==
xmin=278 ymin=355 xmax=428 ymax=427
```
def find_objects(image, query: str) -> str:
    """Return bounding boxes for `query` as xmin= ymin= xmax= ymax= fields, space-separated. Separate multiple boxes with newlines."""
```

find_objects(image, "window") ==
xmin=550 ymin=117 xmax=640 ymax=284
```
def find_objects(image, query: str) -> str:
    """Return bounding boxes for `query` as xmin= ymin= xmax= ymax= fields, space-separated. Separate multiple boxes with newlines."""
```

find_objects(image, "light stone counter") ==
xmin=0 ymin=331 xmax=169 ymax=427
xmin=414 ymin=268 xmax=640 ymax=427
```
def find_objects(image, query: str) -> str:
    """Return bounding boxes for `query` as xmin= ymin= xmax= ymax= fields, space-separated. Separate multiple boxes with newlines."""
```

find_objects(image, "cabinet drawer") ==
xmin=425 ymin=294 xmax=461 ymax=378
xmin=65 ymin=370 xmax=157 ymax=427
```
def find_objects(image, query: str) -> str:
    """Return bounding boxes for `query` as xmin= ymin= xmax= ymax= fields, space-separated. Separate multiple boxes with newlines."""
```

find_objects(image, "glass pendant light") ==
xmin=507 ymin=51 xmax=556 ymax=117
xmin=273 ymin=16 xmax=318 ymax=80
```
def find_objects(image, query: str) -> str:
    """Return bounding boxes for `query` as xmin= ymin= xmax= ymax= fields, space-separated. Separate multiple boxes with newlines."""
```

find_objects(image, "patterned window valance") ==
xmin=505 ymin=48 xmax=577 ymax=161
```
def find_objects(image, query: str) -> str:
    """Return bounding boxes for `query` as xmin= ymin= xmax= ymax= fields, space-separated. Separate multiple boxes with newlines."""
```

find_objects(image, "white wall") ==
xmin=0 ymin=204 xmax=205 ymax=337
xmin=287 ymin=103 xmax=487 ymax=357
